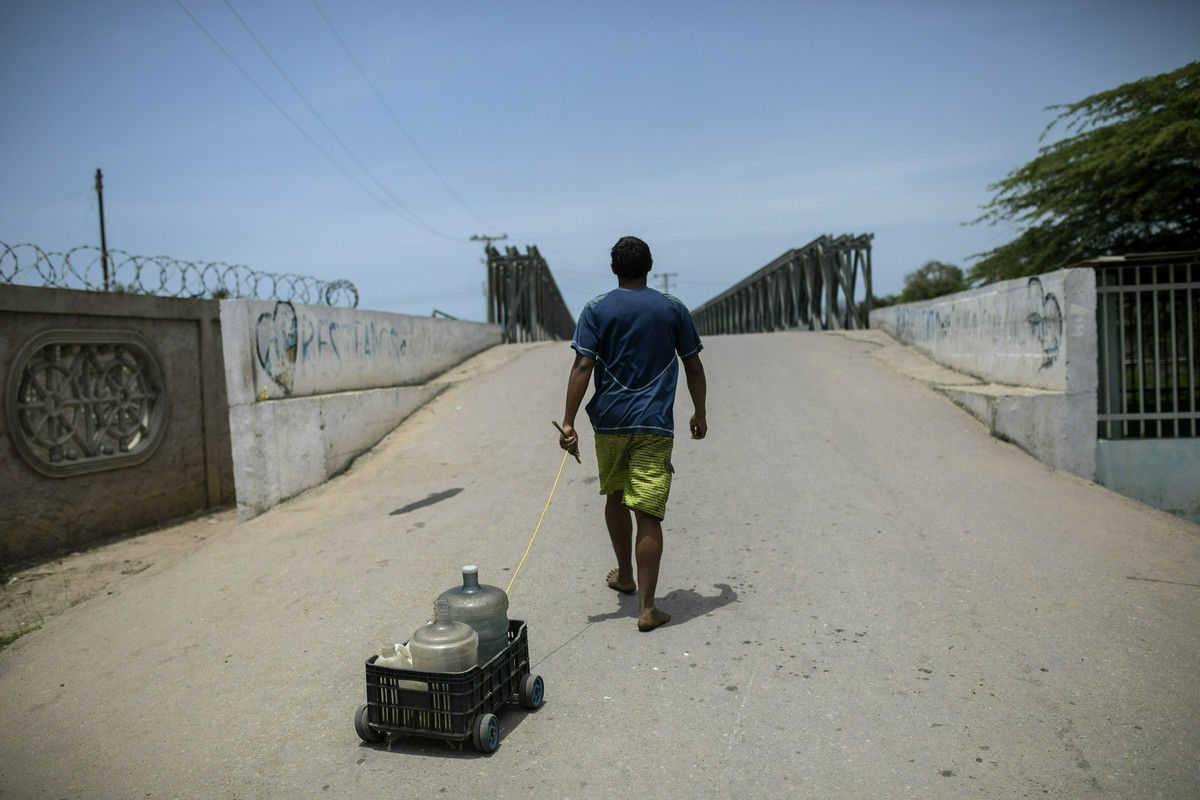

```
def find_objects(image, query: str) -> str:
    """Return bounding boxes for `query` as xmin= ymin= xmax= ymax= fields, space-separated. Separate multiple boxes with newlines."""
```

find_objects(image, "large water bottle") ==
xmin=409 ymin=599 xmax=478 ymax=673
xmin=437 ymin=565 xmax=510 ymax=665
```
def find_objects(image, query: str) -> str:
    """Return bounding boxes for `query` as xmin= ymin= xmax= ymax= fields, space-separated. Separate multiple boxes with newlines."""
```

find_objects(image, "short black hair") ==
xmin=610 ymin=236 xmax=653 ymax=279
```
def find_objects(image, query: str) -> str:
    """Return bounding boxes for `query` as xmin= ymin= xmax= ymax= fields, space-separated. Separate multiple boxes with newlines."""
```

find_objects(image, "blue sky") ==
xmin=2 ymin=1 xmax=1197 ymax=320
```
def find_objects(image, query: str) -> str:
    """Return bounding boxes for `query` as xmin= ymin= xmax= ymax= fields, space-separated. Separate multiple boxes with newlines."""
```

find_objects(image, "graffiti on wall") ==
xmin=890 ymin=276 xmax=1065 ymax=375
xmin=255 ymin=301 xmax=408 ymax=394
xmin=1025 ymin=277 xmax=1062 ymax=371
xmin=256 ymin=301 xmax=298 ymax=393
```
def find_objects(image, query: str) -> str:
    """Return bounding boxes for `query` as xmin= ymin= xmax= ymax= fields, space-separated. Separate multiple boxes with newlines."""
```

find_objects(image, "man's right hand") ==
xmin=559 ymin=422 xmax=580 ymax=457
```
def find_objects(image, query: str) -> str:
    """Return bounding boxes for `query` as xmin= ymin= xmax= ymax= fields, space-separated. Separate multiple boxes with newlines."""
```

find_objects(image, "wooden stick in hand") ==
xmin=552 ymin=421 xmax=582 ymax=463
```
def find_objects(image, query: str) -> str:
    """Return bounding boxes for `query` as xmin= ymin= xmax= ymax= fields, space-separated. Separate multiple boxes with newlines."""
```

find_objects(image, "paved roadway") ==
xmin=2 ymin=331 xmax=1198 ymax=800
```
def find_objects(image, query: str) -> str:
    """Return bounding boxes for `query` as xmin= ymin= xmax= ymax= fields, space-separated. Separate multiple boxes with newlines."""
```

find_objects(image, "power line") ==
xmin=0 ymin=187 xmax=90 ymax=222
xmin=675 ymin=278 xmax=733 ymax=287
xmin=219 ymin=0 xmax=462 ymax=241
xmin=371 ymin=281 xmax=483 ymax=307
xmin=310 ymin=0 xmax=501 ymax=234
xmin=173 ymin=0 xmax=463 ymax=241
xmin=172 ymin=1 xmax=392 ymax=216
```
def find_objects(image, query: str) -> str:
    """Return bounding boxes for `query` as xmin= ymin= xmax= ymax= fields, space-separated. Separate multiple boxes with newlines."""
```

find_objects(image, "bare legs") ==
xmin=605 ymin=492 xmax=635 ymax=590
xmin=605 ymin=492 xmax=670 ymax=630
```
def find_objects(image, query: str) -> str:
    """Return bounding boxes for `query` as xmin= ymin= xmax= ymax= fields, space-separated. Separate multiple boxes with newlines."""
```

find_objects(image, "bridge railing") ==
xmin=485 ymin=244 xmax=575 ymax=343
xmin=690 ymin=234 xmax=873 ymax=336
xmin=0 ymin=241 xmax=359 ymax=307
xmin=1093 ymin=250 xmax=1200 ymax=440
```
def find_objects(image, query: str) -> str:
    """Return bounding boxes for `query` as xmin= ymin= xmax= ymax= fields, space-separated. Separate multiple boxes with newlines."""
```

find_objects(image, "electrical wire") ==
xmin=173 ymin=1 xmax=394 ymax=216
xmin=370 ymin=281 xmax=483 ymax=307
xmin=0 ymin=188 xmax=90 ymax=222
xmin=219 ymin=0 xmax=463 ymax=242
xmin=172 ymin=0 xmax=464 ymax=241
xmin=309 ymin=0 xmax=501 ymax=234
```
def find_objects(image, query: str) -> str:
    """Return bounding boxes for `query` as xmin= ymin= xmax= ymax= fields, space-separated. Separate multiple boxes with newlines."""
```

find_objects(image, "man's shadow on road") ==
xmin=587 ymin=582 xmax=738 ymax=627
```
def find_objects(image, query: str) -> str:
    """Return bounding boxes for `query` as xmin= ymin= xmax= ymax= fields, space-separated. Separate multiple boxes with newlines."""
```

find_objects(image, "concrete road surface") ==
xmin=2 ymin=331 xmax=1198 ymax=800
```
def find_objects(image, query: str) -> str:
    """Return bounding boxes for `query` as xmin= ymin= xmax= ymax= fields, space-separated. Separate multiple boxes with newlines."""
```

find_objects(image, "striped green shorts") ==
xmin=594 ymin=433 xmax=675 ymax=520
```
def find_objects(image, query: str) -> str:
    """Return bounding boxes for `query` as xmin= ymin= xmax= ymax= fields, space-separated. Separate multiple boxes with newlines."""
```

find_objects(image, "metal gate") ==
xmin=1094 ymin=251 xmax=1200 ymax=439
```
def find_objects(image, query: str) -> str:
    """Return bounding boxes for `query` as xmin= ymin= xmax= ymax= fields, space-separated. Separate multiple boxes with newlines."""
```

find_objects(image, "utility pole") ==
xmin=95 ymin=168 xmax=110 ymax=291
xmin=472 ymin=234 xmax=508 ymax=323
xmin=470 ymin=233 xmax=508 ymax=250
xmin=652 ymin=271 xmax=678 ymax=293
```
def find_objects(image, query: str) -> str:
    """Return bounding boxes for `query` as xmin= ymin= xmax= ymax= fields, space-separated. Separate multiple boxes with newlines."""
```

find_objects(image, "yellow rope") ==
xmin=507 ymin=449 xmax=571 ymax=595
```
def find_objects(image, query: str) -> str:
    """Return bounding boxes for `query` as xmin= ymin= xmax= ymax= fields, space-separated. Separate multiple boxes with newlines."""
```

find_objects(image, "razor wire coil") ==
xmin=1 ymin=241 xmax=359 ymax=307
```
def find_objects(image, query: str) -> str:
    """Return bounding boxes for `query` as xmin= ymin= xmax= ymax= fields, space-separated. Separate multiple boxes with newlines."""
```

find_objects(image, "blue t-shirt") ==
xmin=571 ymin=287 xmax=703 ymax=436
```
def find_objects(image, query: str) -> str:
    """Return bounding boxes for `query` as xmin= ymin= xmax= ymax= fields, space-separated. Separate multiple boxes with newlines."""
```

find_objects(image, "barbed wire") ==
xmin=0 ymin=241 xmax=359 ymax=307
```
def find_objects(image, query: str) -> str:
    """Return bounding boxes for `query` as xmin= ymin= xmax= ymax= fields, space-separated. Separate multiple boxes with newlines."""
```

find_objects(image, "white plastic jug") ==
xmin=375 ymin=642 xmax=413 ymax=670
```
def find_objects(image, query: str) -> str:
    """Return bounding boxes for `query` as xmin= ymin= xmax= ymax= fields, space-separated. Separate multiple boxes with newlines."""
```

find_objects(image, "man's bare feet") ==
xmin=637 ymin=608 xmax=671 ymax=632
xmin=606 ymin=567 xmax=636 ymax=594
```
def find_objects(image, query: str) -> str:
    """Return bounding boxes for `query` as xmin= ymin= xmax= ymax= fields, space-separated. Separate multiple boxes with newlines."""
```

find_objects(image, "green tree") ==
xmin=899 ymin=260 xmax=967 ymax=302
xmin=969 ymin=61 xmax=1200 ymax=284
xmin=857 ymin=261 xmax=962 ymax=319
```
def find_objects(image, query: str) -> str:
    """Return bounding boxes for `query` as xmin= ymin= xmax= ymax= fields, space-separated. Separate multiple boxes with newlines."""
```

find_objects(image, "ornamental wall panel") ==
xmin=0 ymin=285 xmax=233 ymax=565
xmin=7 ymin=330 xmax=169 ymax=477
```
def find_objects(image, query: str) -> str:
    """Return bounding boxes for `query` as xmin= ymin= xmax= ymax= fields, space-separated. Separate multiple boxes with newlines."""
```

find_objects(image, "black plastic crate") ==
xmin=358 ymin=619 xmax=541 ymax=750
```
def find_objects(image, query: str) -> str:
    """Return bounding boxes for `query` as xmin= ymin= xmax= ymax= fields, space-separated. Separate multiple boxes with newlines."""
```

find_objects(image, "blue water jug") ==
xmin=437 ymin=566 xmax=510 ymax=665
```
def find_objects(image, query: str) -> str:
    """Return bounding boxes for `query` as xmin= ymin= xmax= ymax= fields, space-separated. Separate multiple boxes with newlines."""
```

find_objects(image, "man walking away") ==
xmin=558 ymin=236 xmax=707 ymax=632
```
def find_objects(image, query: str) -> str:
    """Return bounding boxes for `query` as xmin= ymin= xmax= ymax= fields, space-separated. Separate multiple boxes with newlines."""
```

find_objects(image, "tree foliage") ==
xmin=969 ymin=61 xmax=1200 ymax=284
xmin=899 ymin=260 xmax=967 ymax=303
xmin=865 ymin=260 xmax=966 ymax=314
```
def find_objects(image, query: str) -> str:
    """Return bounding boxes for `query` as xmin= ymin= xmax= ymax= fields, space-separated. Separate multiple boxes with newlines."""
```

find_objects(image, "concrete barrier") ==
xmin=870 ymin=269 xmax=1097 ymax=479
xmin=221 ymin=300 xmax=501 ymax=519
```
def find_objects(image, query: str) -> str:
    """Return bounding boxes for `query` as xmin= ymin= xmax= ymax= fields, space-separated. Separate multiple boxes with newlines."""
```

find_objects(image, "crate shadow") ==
xmin=357 ymin=702 xmax=541 ymax=759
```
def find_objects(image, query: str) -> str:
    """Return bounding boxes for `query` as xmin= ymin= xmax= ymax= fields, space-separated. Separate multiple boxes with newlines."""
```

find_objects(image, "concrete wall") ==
xmin=0 ymin=285 xmax=234 ymax=565
xmin=870 ymin=269 xmax=1098 ymax=479
xmin=221 ymin=300 xmax=501 ymax=519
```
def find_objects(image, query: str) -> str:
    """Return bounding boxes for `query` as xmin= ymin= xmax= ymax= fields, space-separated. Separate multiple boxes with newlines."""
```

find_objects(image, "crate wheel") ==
xmin=473 ymin=713 xmax=499 ymax=753
xmin=355 ymin=704 xmax=384 ymax=744
xmin=519 ymin=673 xmax=545 ymax=709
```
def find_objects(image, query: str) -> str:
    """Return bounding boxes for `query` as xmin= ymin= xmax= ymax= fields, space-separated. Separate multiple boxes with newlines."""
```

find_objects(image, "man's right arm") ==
xmin=560 ymin=352 xmax=594 ymax=455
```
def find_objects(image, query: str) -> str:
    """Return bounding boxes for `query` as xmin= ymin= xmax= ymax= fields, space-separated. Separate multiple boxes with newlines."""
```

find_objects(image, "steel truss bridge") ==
xmin=690 ymin=234 xmax=874 ymax=336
